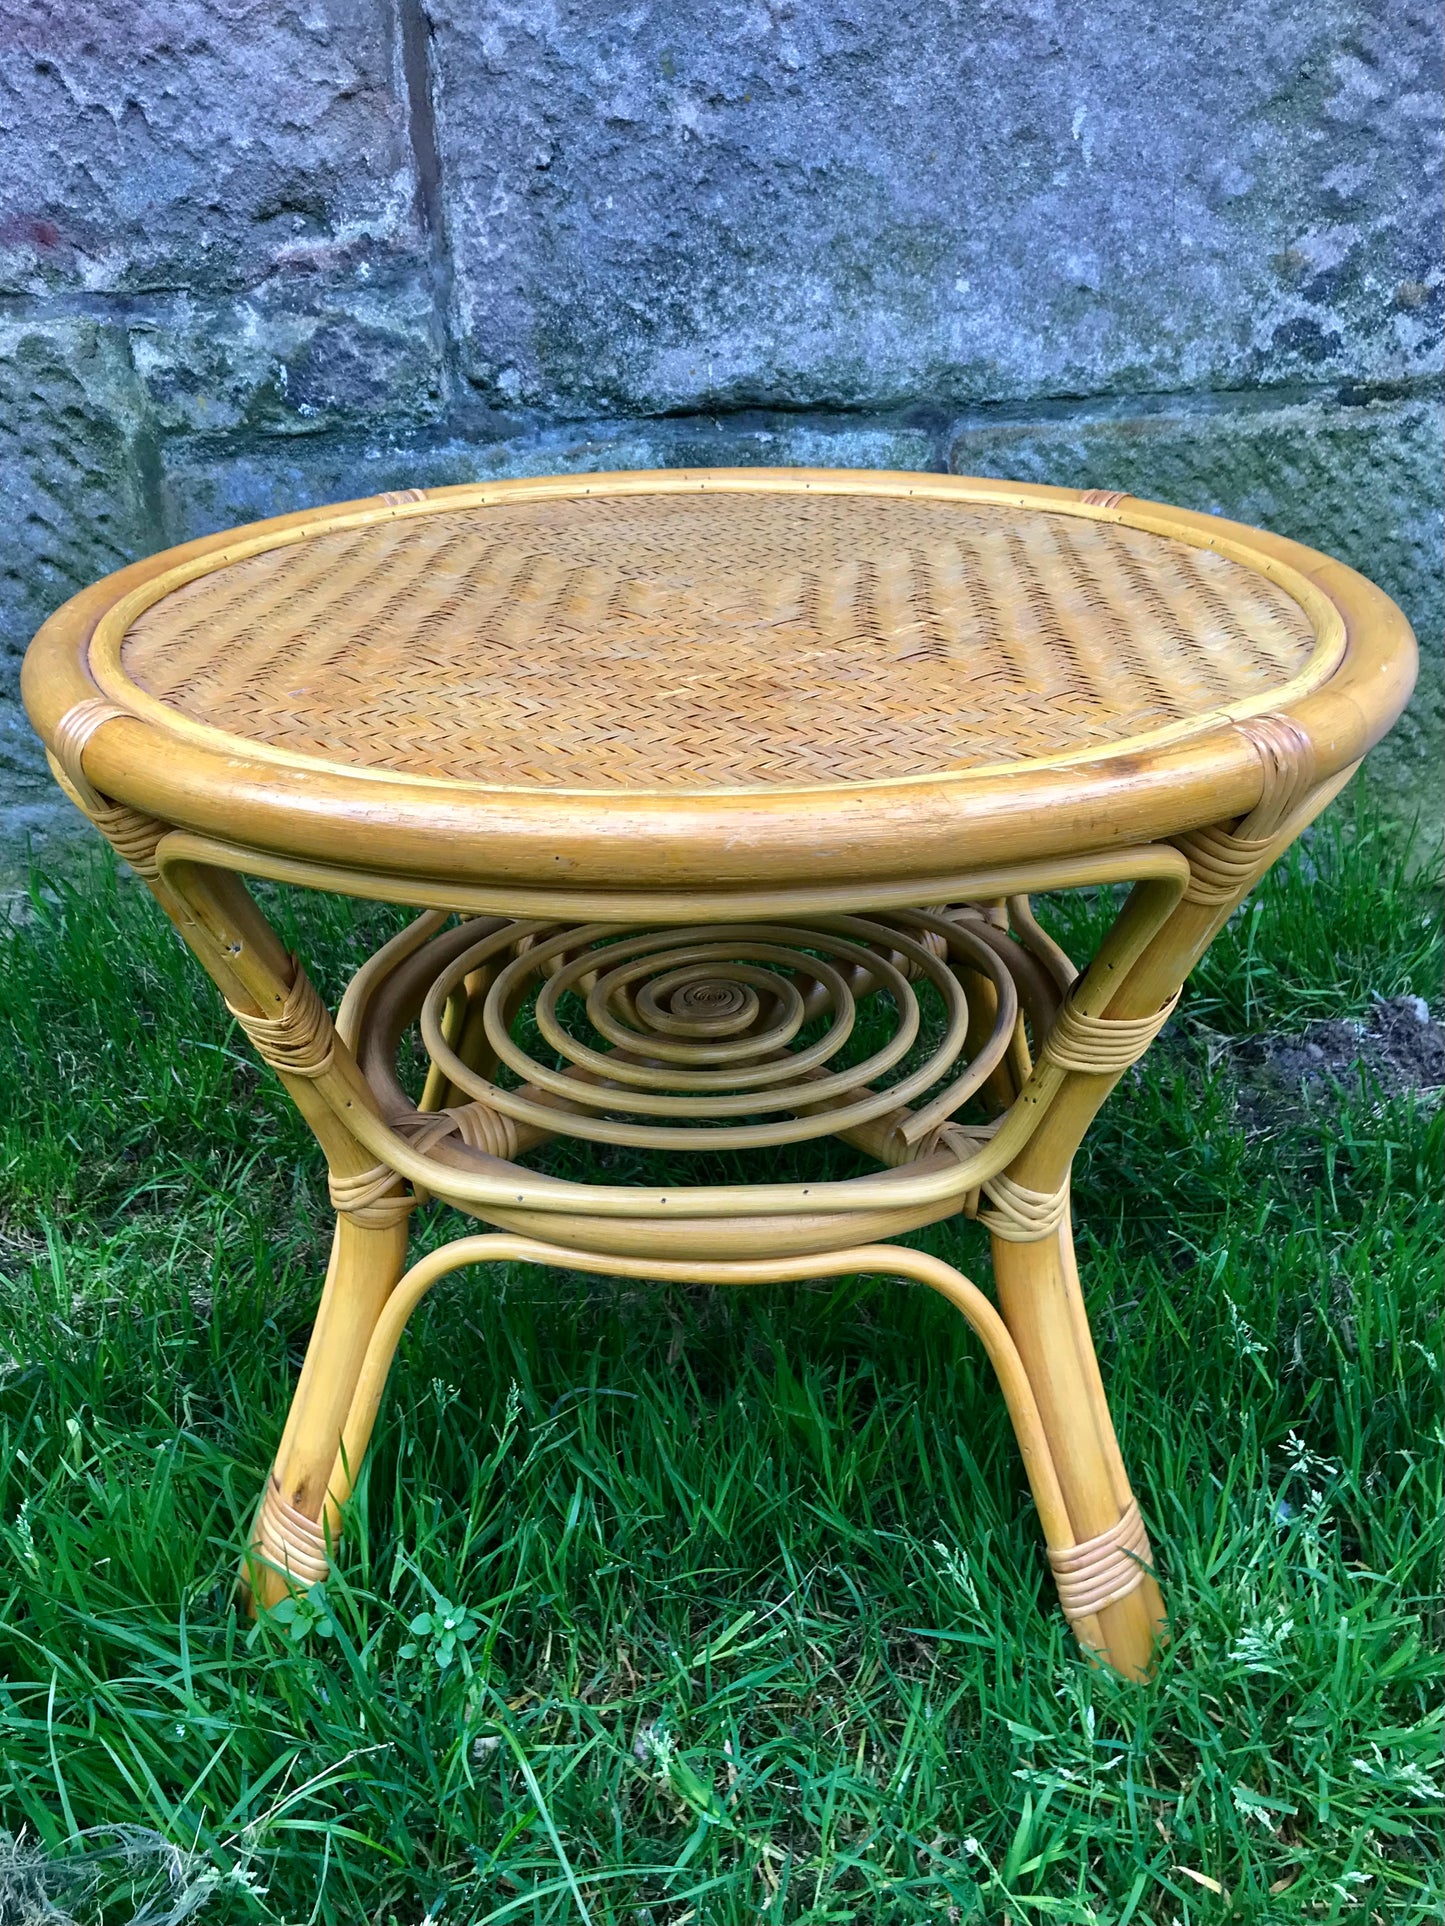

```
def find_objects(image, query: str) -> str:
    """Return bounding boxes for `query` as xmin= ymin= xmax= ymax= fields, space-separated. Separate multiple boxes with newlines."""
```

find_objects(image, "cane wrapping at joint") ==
xmin=328 ymin=1164 xmax=414 ymax=1229
xmin=227 ymin=960 xmax=337 ymax=1079
xmin=254 ymin=1476 xmax=333 ymax=1587
xmin=53 ymin=695 xmax=128 ymax=813
xmin=1174 ymin=822 xmax=1276 ymax=906
xmin=1041 ymin=987 xmax=1180 ymax=1076
xmin=979 ymin=1170 xmax=1071 ymax=1243
xmin=1235 ymin=713 xmax=1316 ymax=841
xmin=1176 ymin=712 xmax=1319 ymax=905
xmin=89 ymin=800 xmax=167 ymax=877
xmin=402 ymin=1100 xmax=522 ymax=1162
xmin=1048 ymin=1497 xmax=1154 ymax=1623
xmin=52 ymin=698 xmax=168 ymax=877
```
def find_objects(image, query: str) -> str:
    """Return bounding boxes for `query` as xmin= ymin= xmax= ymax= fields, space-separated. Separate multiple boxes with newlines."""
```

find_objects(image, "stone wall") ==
xmin=3 ymin=0 xmax=1440 ymax=853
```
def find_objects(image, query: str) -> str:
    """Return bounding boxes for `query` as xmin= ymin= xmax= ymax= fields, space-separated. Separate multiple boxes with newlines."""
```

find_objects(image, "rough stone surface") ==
xmin=429 ymin=0 xmax=1442 ymax=412
xmin=0 ymin=0 xmax=443 ymax=447
xmin=157 ymin=409 xmax=950 ymax=545
xmin=0 ymin=0 xmax=423 ymax=297
xmin=126 ymin=287 xmax=445 ymax=441
xmin=0 ymin=320 xmax=157 ymax=816
xmin=1 ymin=0 xmax=1440 ymax=859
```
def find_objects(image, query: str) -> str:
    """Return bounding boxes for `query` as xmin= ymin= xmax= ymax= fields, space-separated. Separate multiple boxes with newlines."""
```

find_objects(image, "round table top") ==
xmin=23 ymin=469 xmax=1415 ymax=900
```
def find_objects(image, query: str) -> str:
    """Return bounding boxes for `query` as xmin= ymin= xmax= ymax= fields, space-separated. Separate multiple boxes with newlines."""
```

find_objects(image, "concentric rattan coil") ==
xmin=415 ymin=913 xmax=1020 ymax=1153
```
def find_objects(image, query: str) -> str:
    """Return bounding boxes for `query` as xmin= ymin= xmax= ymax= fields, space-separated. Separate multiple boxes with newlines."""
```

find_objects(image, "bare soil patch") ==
xmin=1221 ymin=994 xmax=1443 ymax=1134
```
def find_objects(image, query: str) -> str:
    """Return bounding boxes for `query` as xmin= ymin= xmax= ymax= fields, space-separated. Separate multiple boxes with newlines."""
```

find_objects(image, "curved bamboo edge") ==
xmin=290 ymin=1234 xmax=1150 ymax=1668
xmin=20 ymin=469 xmax=1416 ymax=890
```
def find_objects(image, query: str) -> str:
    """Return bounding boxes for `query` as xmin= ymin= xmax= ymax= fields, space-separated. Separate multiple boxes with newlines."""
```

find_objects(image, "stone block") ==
xmin=426 ymin=0 xmax=1442 ymax=415
xmin=0 ymin=0 xmax=424 ymax=297
xmin=158 ymin=408 xmax=948 ymax=543
xmin=0 ymin=320 xmax=156 ymax=813
xmin=129 ymin=282 xmax=444 ymax=439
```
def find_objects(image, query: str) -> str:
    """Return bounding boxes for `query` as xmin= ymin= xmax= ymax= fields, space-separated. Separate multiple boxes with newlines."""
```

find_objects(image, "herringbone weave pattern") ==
xmin=121 ymin=491 xmax=1317 ymax=788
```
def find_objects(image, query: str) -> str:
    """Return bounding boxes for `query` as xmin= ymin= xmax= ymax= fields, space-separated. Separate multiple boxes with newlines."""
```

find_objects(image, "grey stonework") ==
xmin=429 ymin=0 xmax=1442 ymax=411
xmin=2 ymin=0 xmax=1440 ymax=862
xmin=0 ymin=318 xmax=155 ymax=836
xmin=0 ymin=0 xmax=425 ymax=297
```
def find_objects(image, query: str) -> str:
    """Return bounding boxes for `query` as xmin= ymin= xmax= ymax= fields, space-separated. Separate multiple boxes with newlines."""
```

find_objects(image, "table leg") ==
xmin=979 ymin=753 xmax=1351 ymax=1673
xmin=990 ymin=1217 xmax=1165 ymax=1678
xmin=115 ymin=854 xmax=415 ymax=1610
xmin=246 ymin=1212 xmax=408 ymax=1608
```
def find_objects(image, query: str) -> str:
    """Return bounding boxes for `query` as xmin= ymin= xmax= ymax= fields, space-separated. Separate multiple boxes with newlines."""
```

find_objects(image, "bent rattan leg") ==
xmin=312 ymin=1235 xmax=1119 ymax=1644
xmin=120 ymin=856 xmax=416 ymax=1609
xmin=990 ymin=1216 xmax=1165 ymax=1678
xmin=245 ymin=1211 xmax=408 ymax=1608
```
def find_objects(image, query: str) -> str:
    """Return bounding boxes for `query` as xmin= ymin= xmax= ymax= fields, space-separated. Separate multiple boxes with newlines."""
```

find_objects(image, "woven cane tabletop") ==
xmin=22 ymin=470 xmax=1415 ymax=893
xmin=115 ymin=485 xmax=1325 ymax=790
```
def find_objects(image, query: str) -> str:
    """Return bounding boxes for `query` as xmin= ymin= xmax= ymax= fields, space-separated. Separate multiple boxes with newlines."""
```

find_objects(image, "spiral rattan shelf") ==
xmin=23 ymin=467 xmax=1416 ymax=1680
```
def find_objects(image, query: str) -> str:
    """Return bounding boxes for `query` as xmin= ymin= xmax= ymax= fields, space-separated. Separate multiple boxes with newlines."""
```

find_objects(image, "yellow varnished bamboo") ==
xmin=22 ymin=466 xmax=1418 ymax=1678
xmin=250 ymin=1212 xmax=407 ymax=1608
xmin=990 ymin=1223 xmax=1165 ymax=1679
xmin=22 ymin=470 xmax=1415 ymax=892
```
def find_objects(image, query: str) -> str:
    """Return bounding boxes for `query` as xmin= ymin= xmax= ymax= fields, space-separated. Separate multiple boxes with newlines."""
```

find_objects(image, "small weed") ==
xmin=253 ymin=1583 xmax=337 ymax=1647
xmin=398 ymin=1592 xmax=484 ymax=1673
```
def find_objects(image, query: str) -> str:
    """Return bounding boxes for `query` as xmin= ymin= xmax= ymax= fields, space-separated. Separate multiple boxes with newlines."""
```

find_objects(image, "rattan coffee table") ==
xmin=23 ymin=469 xmax=1415 ymax=1678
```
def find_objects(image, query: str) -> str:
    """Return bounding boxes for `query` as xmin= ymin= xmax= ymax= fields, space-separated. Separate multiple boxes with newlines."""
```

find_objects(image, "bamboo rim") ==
xmin=81 ymin=469 xmax=1347 ymax=798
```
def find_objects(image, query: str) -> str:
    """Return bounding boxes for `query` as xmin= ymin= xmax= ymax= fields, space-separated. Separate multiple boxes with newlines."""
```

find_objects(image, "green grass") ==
xmin=0 ymin=794 xmax=1441 ymax=1925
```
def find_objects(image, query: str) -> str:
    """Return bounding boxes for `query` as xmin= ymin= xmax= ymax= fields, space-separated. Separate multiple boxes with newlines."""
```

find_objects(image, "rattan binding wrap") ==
xmin=1175 ymin=712 xmax=1321 ymax=904
xmin=400 ymin=1101 xmax=524 ymax=1163
xmin=255 ymin=1477 xmax=333 ymax=1587
xmin=1041 ymin=987 xmax=1182 ymax=1076
xmin=50 ymin=696 xmax=168 ymax=877
xmin=52 ymin=694 xmax=128 ymax=812
xmin=119 ymin=492 xmax=1319 ymax=790
xmin=225 ymin=962 xmax=336 ymax=1079
xmin=1048 ymin=1498 xmax=1155 ymax=1624
xmin=328 ymin=1165 xmax=413 ymax=1230
xmin=979 ymin=1172 xmax=1072 ymax=1244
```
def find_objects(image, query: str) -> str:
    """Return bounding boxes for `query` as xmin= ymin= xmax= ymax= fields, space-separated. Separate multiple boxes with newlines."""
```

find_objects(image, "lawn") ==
xmin=0 ymin=795 xmax=1440 ymax=1925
